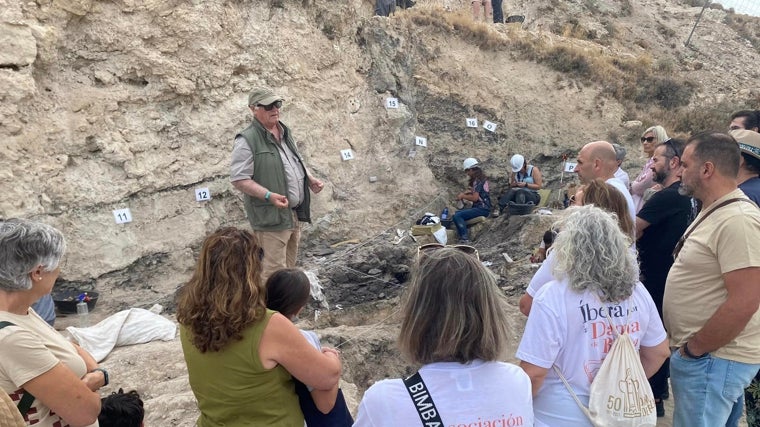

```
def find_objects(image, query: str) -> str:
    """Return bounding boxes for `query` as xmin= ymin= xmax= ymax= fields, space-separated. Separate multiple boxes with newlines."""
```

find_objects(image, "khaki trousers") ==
xmin=255 ymin=210 xmax=301 ymax=283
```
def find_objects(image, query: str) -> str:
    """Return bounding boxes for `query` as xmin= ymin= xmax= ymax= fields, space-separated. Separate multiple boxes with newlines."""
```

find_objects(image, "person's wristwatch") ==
xmin=681 ymin=342 xmax=707 ymax=359
xmin=91 ymin=368 xmax=109 ymax=386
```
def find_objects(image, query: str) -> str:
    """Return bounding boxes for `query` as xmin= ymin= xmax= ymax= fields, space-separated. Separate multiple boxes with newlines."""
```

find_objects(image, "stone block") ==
xmin=0 ymin=23 xmax=36 ymax=66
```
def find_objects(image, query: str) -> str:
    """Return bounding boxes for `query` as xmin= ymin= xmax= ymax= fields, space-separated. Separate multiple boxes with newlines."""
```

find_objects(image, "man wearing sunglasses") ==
xmin=230 ymin=87 xmax=324 ymax=281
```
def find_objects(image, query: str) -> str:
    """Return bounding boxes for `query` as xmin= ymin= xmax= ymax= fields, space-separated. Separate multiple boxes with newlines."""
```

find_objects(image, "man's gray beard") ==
xmin=677 ymin=184 xmax=692 ymax=197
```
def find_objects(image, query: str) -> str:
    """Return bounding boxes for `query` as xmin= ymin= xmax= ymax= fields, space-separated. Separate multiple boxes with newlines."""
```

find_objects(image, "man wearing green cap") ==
xmin=230 ymin=87 xmax=324 ymax=281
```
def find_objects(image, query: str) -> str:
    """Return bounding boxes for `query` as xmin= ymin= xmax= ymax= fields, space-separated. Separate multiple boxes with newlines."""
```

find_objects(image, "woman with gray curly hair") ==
xmin=516 ymin=205 xmax=669 ymax=427
xmin=0 ymin=219 xmax=102 ymax=427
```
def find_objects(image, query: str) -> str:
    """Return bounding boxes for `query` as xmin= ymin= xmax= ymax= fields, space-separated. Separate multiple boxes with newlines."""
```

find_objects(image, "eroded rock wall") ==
xmin=2 ymin=0 xmax=757 ymax=311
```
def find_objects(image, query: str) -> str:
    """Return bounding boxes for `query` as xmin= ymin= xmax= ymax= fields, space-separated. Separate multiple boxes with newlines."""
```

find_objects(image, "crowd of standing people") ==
xmin=1 ymin=81 xmax=759 ymax=427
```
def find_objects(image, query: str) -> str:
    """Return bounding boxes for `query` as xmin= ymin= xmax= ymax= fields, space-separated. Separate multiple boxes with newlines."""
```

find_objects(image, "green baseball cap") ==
xmin=248 ymin=87 xmax=283 ymax=106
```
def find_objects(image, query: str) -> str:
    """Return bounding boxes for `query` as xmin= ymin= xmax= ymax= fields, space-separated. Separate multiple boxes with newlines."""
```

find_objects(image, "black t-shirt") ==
xmin=636 ymin=181 xmax=693 ymax=312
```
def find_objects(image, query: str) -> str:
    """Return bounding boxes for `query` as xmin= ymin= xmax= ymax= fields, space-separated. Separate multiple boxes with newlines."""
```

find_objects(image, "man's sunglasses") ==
xmin=662 ymin=139 xmax=680 ymax=159
xmin=640 ymin=136 xmax=655 ymax=143
xmin=258 ymin=101 xmax=282 ymax=111
xmin=417 ymin=243 xmax=480 ymax=261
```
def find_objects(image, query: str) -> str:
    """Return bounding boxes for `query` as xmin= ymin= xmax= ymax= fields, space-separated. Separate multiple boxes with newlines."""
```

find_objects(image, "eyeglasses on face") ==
xmin=417 ymin=243 xmax=480 ymax=260
xmin=258 ymin=101 xmax=282 ymax=111
xmin=641 ymin=136 xmax=655 ymax=143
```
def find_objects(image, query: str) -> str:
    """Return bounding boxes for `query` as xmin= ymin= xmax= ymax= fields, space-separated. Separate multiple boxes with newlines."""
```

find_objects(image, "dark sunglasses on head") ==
xmin=641 ymin=136 xmax=655 ymax=143
xmin=663 ymin=139 xmax=680 ymax=159
xmin=258 ymin=100 xmax=282 ymax=111
xmin=417 ymin=243 xmax=480 ymax=260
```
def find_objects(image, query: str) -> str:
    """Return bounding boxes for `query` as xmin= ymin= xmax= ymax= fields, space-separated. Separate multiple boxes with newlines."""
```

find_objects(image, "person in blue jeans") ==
xmin=662 ymin=132 xmax=760 ymax=427
xmin=492 ymin=0 xmax=503 ymax=23
xmin=453 ymin=158 xmax=492 ymax=244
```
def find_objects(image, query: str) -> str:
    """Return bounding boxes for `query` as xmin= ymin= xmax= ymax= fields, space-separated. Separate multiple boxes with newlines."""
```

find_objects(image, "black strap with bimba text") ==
xmin=402 ymin=371 xmax=444 ymax=426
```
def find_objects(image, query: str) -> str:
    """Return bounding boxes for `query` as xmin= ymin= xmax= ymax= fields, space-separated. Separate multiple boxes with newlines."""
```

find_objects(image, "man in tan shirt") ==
xmin=663 ymin=131 xmax=760 ymax=427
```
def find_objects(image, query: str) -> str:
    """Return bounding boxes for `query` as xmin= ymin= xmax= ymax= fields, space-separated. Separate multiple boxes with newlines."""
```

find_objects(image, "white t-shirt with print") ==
xmin=516 ymin=278 xmax=666 ymax=427
xmin=354 ymin=360 xmax=533 ymax=427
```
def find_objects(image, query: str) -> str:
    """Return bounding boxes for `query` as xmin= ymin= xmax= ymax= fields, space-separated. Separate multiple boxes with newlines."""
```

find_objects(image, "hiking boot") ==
xmin=492 ymin=210 xmax=500 ymax=218
xmin=655 ymin=400 xmax=665 ymax=418
xmin=459 ymin=238 xmax=471 ymax=244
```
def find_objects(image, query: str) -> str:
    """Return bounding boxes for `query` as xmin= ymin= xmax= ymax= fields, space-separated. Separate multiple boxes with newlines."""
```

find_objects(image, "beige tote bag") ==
xmin=554 ymin=311 xmax=657 ymax=427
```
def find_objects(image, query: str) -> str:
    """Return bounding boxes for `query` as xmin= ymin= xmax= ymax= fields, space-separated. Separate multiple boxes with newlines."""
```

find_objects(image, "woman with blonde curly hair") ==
xmin=516 ymin=205 xmax=669 ymax=426
xmin=177 ymin=227 xmax=341 ymax=427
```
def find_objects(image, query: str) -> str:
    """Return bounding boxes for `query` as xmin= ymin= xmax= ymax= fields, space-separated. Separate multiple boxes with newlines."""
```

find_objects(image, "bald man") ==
xmin=575 ymin=140 xmax=636 ymax=222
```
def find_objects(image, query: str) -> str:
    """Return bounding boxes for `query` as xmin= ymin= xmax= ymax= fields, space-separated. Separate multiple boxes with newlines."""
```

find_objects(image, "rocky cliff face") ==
xmin=3 ymin=0 xmax=758 ymax=304
xmin=2 ymin=0 xmax=758 ymax=423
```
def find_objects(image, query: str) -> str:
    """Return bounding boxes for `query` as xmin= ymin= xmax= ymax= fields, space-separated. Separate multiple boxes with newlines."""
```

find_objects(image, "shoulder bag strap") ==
xmin=552 ymin=297 xmax=630 ymax=424
xmin=0 ymin=321 xmax=15 ymax=330
xmin=0 ymin=321 xmax=36 ymax=416
xmin=552 ymin=366 xmax=594 ymax=422
xmin=672 ymin=197 xmax=752 ymax=259
xmin=402 ymin=371 xmax=444 ymax=426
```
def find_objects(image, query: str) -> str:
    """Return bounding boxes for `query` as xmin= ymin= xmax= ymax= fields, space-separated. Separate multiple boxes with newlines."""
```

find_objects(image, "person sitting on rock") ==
xmin=265 ymin=268 xmax=353 ymax=427
xmin=453 ymin=157 xmax=492 ymax=244
xmin=498 ymin=154 xmax=542 ymax=214
xmin=354 ymin=247 xmax=534 ymax=426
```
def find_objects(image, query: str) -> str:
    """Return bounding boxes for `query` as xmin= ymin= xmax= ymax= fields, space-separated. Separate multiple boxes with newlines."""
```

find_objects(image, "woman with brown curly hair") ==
xmin=177 ymin=227 xmax=341 ymax=427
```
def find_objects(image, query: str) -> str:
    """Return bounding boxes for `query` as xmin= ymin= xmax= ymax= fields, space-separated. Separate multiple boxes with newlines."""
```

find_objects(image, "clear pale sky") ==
xmin=715 ymin=0 xmax=760 ymax=16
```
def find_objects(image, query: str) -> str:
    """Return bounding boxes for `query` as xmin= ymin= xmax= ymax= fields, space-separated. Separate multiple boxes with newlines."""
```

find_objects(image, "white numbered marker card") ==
xmin=564 ymin=161 xmax=577 ymax=173
xmin=483 ymin=120 xmax=498 ymax=132
xmin=340 ymin=149 xmax=355 ymax=161
xmin=415 ymin=136 xmax=428 ymax=147
xmin=195 ymin=187 xmax=211 ymax=202
xmin=385 ymin=97 xmax=399 ymax=109
xmin=113 ymin=208 xmax=133 ymax=224
xmin=466 ymin=118 xmax=478 ymax=128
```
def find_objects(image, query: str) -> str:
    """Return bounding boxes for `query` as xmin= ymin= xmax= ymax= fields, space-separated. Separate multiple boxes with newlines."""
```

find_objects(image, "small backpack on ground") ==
xmin=553 ymin=310 xmax=657 ymax=427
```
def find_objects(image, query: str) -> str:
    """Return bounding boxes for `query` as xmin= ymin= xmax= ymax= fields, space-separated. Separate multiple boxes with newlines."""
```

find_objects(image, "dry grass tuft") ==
xmin=657 ymin=96 xmax=760 ymax=135
xmin=399 ymin=4 xmax=696 ymax=109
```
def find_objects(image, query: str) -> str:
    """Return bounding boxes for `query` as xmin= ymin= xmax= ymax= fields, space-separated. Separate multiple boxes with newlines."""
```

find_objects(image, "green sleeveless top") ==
xmin=180 ymin=310 xmax=303 ymax=426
